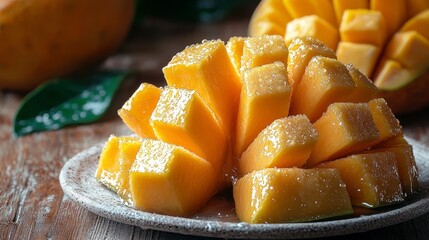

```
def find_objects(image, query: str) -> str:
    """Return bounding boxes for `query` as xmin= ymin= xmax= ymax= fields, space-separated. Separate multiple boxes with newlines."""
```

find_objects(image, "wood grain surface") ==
xmin=1 ymin=3 xmax=429 ymax=239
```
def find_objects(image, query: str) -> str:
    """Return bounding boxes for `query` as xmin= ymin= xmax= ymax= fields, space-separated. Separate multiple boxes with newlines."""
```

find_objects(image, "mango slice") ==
xmin=285 ymin=15 xmax=339 ymax=51
xmin=371 ymin=0 xmax=407 ymax=37
xmin=233 ymin=168 xmax=353 ymax=223
xmin=129 ymin=138 xmax=218 ymax=217
xmin=95 ymin=135 xmax=142 ymax=205
xmin=339 ymin=9 xmax=387 ymax=47
xmin=317 ymin=152 xmax=404 ymax=208
xmin=345 ymin=64 xmax=379 ymax=103
xmin=240 ymin=35 xmax=288 ymax=75
xmin=283 ymin=0 xmax=337 ymax=27
xmin=238 ymin=115 xmax=318 ymax=175
xmin=150 ymin=87 xmax=227 ymax=168
xmin=286 ymin=37 xmax=337 ymax=88
xmin=336 ymin=42 xmax=380 ymax=77
xmin=368 ymin=98 xmax=402 ymax=144
xmin=290 ymin=56 xmax=356 ymax=122
xmin=118 ymin=83 xmax=161 ymax=139
xmin=332 ymin=0 xmax=369 ymax=25
xmin=226 ymin=36 xmax=247 ymax=76
xmin=306 ymin=102 xmax=380 ymax=166
xmin=162 ymin=39 xmax=241 ymax=135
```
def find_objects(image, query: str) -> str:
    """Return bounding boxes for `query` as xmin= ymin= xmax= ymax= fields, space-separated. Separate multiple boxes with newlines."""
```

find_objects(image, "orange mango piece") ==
xmin=317 ymin=152 xmax=404 ymax=208
xmin=401 ymin=9 xmax=429 ymax=40
xmin=368 ymin=98 xmax=402 ymax=144
xmin=285 ymin=15 xmax=340 ymax=51
xmin=238 ymin=115 xmax=318 ymax=176
xmin=226 ymin=36 xmax=247 ymax=77
xmin=373 ymin=134 xmax=410 ymax=149
xmin=371 ymin=0 xmax=407 ymax=37
xmin=162 ymin=39 xmax=241 ymax=136
xmin=283 ymin=0 xmax=337 ymax=27
xmin=290 ymin=56 xmax=356 ymax=122
xmin=233 ymin=168 xmax=353 ymax=223
xmin=373 ymin=59 xmax=417 ymax=91
xmin=332 ymin=0 xmax=369 ymax=25
xmin=95 ymin=135 xmax=142 ymax=205
xmin=150 ymin=87 xmax=227 ymax=169
xmin=367 ymin=146 xmax=419 ymax=197
xmin=118 ymin=83 xmax=161 ymax=139
xmin=129 ymin=139 xmax=218 ymax=217
xmin=345 ymin=64 xmax=379 ymax=103
xmin=286 ymin=37 xmax=336 ymax=88
xmin=240 ymin=35 xmax=289 ymax=75
xmin=235 ymin=62 xmax=292 ymax=158
xmin=249 ymin=0 xmax=291 ymax=33
xmin=306 ymin=102 xmax=380 ymax=166
xmin=248 ymin=21 xmax=286 ymax=37
xmin=336 ymin=42 xmax=380 ymax=77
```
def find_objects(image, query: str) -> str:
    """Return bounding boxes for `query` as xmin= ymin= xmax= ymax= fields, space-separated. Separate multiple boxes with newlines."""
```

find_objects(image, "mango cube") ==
xmin=339 ymin=9 xmax=387 ymax=47
xmin=371 ymin=0 xmax=407 ymax=37
xmin=235 ymin=62 xmax=292 ymax=157
xmin=162 ymin=39 xmax=241 ymax=135
xmin=129 ymin=139 xmax=217 ymax=217
xmin=286 ymin=37 xmax=336 ymax=88
xmin=345 ymin=64 xmax=379 ymax=103
xmin=239 ymin=115 xmax=318 ymax=175
xmin=283 ymin=0 xmax=337 ymax=27
xmin=233 ymin=168 xmax=353 ymax=223
xmin=306 ymin=102 xmax=380 ymax=166
xmin=317 ymin=152 xmax=404 ymax=208
xmin=150 ymin=87 xmax=226 ymax=168
xmin=118 ymin=83 xmax=160 ymax=139
xmin=290 ymin=56 xmax=356 ymax=122
xmin=332 ymin=0 xmax=369 ymax=25
xmin=368 ymin=98 xmax=402 ymax=144
xmin=226 ymin=36 xmax=247 ymax=77
xmin=336 ymin=42 xmax=381 ymax=77
xmin=285 ymin=15 xmax=340 ymax=51
xmin=400 ymin=9 xmax=429 ymax=40
xmin=373 ymin=60 xmax=418 ymax=91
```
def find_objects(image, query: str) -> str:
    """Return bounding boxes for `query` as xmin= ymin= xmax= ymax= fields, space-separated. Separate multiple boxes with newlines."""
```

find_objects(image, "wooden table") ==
xmin=1 ymin=3 xmax=429 ymax=239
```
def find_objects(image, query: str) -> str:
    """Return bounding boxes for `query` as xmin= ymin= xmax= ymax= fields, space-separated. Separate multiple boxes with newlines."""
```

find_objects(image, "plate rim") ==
xmin=59 ymin=137 xmax=429 ymax=239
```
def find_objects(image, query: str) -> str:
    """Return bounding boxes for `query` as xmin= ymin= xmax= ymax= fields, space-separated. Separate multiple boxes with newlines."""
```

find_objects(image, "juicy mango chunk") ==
xmin=235 ymin=62 xmax=292 ymax=158
xmin=118 ymin=83 xmax=161 ymax=139
xmin=286 ymin=37 xmax=337 ymax=88
xmin=162 ymin=39 xmax=241 ymax=135
xmin=368 ymin=98 xmax=402 ymax=144
xmin=285 ymin=15 xmax=340 ymax=51
xmin=150 ymin=87 xmax=227 ymax=168
xmin=233 ymin=168 xmax=353 ymax=223
xmin=332 ymin=0 xmax=369 ymax=25
xmin=306 ymin=102 xmax=380 ymax=166
xmin=240 ymin=35 xmax=288 ymax=75
xmin=345 ymin=64 xmax=379 ymax=103
xmin=317 ymin=152 xmax=404 ymax=208
xmin=290 ymin=56 xmax=356 ymax=122
xmin=249 ymin=0 xmax=291 ymax=36
xmin=129 ymin=139 xmax=218 ymax=217
xmin=283 ymin=0 xmax=337 ymax=27
xmin=336 ymin=42 xmax=380 ymax=77
xmin=239 ymin=115 xmax=318 ymax=176
xmin=226 ymin=37 xmax=247 ymax=76
xmin=339 ymin=9 xmax=387 ymax=47
xmin=371 ymin=0 xmax=407 ymax=37
xmin=401 ymin=9 xmax=429 ymax=40
xmin=373 ymin=60 xmax=419 ymax=91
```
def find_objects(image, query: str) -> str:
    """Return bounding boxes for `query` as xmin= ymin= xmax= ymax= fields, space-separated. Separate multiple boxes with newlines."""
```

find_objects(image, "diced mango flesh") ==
xmin=233 ymin=168 xmax=353 ymax=223
xmin=336 ymin=42 xmax=380 ymax=77
xmin=239 ymin=115 xmax=318 ymax=176
xmin=235 ymin=62 xmax=292 ymax=157
xmin=373 ymin=60 xmax=419 ymax=91
xmin=226 ymin=37 xmax=247 ymax=77
xmin=345 ymin=64 xmax=379 ymax=103
xmin=129 ymin=139 xmax=217 ymax=217
xmin=283 ymin=0 xmax=337 ymax=27
xmin=332 ymin=0 xmax=369 ymax=25
xmin=371 ymin=0 xmax=407 ymax=37
xmin=401 ymin=9 xmax=429 ymax=40
xmin=368 ymin=98 xmax=402 ymax=144
xmin=317 ymin=152 xmax=404 ymax=208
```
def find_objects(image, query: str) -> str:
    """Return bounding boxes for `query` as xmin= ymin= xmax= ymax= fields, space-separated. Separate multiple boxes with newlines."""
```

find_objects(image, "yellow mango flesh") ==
xmin=150 ymin=87 xmax=227 ymax=169
xmin=368 ymin=98 xmax=402 ymax=144
xmin=238 ymin=115 xmax=318 ymax=176
xmin=317 ymin=152 xmax=404 ymax=208
xmin=373 ymin=60 xmax=419 ymax=91
xmin=235 ymin=62 xmax=292 ymax=158
xmin=95 ymin=135 xmax=142 ymax=205
xmin=240 ymin=35 xmax=288 ymax=75
xmin=306 ymin=102 xmax=380 ymax=167
xmin=249 ymin=21 xmax=286 ymax=37
xmin=290 ymin=56 xmax=356 ymax=122
xmin=233 ymin=168 xmax=353 ymax=223
xmin=367 ymin=146 xmax=419 ymax=197
xmin=373 ymin=134 xmax=410 ymax=149
xmin=339 ymin=9 xmax=387 ymax=47
xmin=285 ymin=15 xmax=339 ymax=51
xmin=332 ymin=0 xmax=369 ymax=25
xmin=249 ymin=0 xmax=291 ymax=37
xmin=345 ymin=64 xmax=379 ymax=103
xmin=283 ymin=0 xmax=337 ymax=27
xmin=382 ymin=31 xmax=429 ymax=69
xmin=371 ymin=0 xmax=407 ymax=37
xmin=226 ymin=37 xmax=247 ymax=77
xmin=129 ymin=139 xmax=217 ymax=217
xmin=286 ymin=37 xmax=337 ymax=89
xmin=336 ymin=42 xmax=380 ymax=77
xmin=162 ymin=39 xmax=241 ymax=136
xmin=118 ymin=83 xmax=160 ymax=139
xmin=401 ymin=9 xmax=429 ymax=42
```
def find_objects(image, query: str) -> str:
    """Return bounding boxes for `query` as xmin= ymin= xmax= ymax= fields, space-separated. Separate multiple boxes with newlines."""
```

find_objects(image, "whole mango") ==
xmin=0 ymin=0 xmax=135 ymax=91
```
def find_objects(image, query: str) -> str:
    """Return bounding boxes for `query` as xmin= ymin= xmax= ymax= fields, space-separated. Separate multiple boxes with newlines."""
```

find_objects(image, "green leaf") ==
xmin=13 ymin=71 xmax=128 ymax=137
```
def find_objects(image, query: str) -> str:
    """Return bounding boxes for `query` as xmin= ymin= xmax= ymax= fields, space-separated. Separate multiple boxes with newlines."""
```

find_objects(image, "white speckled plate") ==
xmin=59 ymin=137 xmax=429 ymax=239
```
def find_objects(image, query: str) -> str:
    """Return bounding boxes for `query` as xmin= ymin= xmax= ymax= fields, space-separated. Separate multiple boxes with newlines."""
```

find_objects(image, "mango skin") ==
xmin=0 ymin=0 xmax=135 ymax=91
